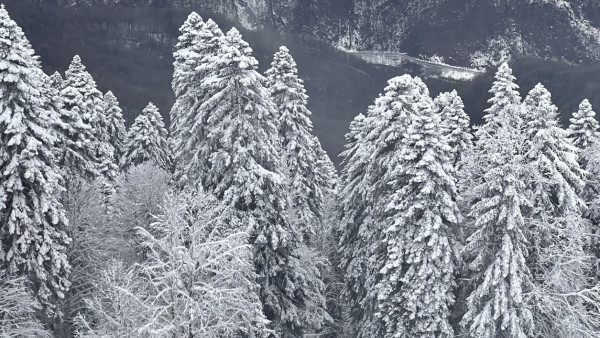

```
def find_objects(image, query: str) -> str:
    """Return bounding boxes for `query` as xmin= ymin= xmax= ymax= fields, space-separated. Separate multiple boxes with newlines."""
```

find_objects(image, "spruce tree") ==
xmin=569 ymin=99 xmax=600 ymax=150
xmin=569 ymin=100 xmax=600 ymax=233
xmin=522 ymin=84 xmax=585 ymax=217
xmin=121 ymin=102 xmax=171 ymax=172
xmin=265 ymin=46 xmax=334 ymax=244
xmin=376 ymin=81 xmax=460 ymax=337
xmin=339 ymin=75 xmax=438 ymax=337
xmin=338 ymin=113 xmax=373 ymax=336
xmin=171 ymin=14 xmax=224 ymax=187
xmin=461 ymin=64 xmax=533 ymax=337
xmin=62 ymin=55 xmax=117 ymax=190
xmin=435 ymin=90 xmax=473 ymax=166
xmin=63 ymin=55 xmax=117 ymax=186
xmin=0 ymin=6 xmax=71 ymax=315
xmin=54 ymin=68 xmax=98 ymax=180
xmin=188 ymin=27 xmax=328 ymax=336
xmin=523 ymin=84 xmax=600 ymax=336
xmin=460 ymin=124 xmax=534 ymax=338
xmin=103 ymin=91 xmax=126 ymax=165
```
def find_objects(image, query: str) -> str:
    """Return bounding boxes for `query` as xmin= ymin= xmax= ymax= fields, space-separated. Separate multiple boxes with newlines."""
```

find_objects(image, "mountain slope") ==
xmin=48 ymin=0 xmax=600 ymax=66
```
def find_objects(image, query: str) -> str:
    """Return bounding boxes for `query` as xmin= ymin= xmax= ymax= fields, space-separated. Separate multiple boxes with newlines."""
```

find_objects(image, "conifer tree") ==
xmin=569 ymin=99 xmax=600 ymax=150
xmin=523 ymin=84 xmax=600 ymax=336
xmin=435 ymin=90 xmax=473 ymax=166
xmin=121 ymin=102 xmax=171 ymax=172
xmin=522 ymin=84 xmax=585 ymax=217
xmin=103 ymin=91 xmax=126 ymax=165
xmin=337 ymin=113 xmax=373 ymax=335
xmin=171 ymin=14 xmax=224 ymax=187
xmin=54 ymin=69 xmax=98 ymax=181
xmin=461 ymin=64 xmax=533 ymax=337
xmin=376 ymin=80 xmax=460 ymax=337
xmin=461 ymin=62 xmax=523 ymax=206
xmin=265 ymin=46 xmax=334 ymax=244
xmin=461 ymin=124 xmax=534 ymax=338
xmin=189 ymin=27 xmax=328 ymax=336
xmin=0 ymin=6 xmax=71 ymax=315
xmin=569 ymin=100 xmax=600 ymax=230
xmin=63 ymin=55 xmax=117 ymax=186
xmin=339 ymin=75 xmax=439 ymax=337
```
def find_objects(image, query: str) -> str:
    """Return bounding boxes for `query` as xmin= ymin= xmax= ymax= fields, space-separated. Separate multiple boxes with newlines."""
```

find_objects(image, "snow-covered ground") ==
xmin=347 ymin=51 xmax=485 ymax=81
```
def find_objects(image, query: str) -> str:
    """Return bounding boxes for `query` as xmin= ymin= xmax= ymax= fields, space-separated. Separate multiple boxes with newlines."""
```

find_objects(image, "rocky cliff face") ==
xmin=49 ymin=0 xmax=600 ymax=66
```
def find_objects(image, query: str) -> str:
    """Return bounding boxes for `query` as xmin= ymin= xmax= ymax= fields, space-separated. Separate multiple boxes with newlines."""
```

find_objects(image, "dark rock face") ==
xmin=45 ymin=0 xmax=600 ymax=65
xmin=8 ymin=0 xmax=600 ymax=163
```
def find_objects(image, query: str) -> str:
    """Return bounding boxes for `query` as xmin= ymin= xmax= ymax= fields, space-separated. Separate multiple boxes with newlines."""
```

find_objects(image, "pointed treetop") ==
xmin=66 ymin=55 xmax=87 ymax=79
xmin=142 ymin=102 xmax=166 ymax=129
xmin=105 ymin=90 xmax=116 ymax=100
xmin=570 ymin=99 xmax=600 ymax=149
xmin=523 ymin=83 xmax=558 ymax=127
xmin=71 ymin=54 xmax=82 ymax=66
xmin=177 ymin=12 xmax=205 ymax=45
xmin=204 ymin=18 xmax=223 ymax=34
xmin=219 ymin=27 xmax=255 ymax=69
xmin=144 ymin=101 xmax=158 ymax=113
xmin=278 ymin=45 xmax=290 ymax=54
xmin=269 ymin=45 xmax=298 ymax=76
xmin=185 ymin=11 xmax=202 ymax=25
xmin=50 ymin=71 xmax=64 ymax=88
xmin=488 ymin=62 xmax=521 ymax=107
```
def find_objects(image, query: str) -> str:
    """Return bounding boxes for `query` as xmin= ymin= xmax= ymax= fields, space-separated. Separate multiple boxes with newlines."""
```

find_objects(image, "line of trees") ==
xmin=1 ymin=5 xmax=600 ymax=338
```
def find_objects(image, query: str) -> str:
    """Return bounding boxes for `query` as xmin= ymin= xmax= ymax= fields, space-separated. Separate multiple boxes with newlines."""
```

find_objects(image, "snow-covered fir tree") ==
xmin=339 ymin=75 xmax=444 ymax=337
xmin=103 ymin=91 xmax=126 ymax=165
xmin=171 ymin=13 xmax=224 ymax=188
xmin=569 ymin=100 xmax=600 ymax=237
xmin=435 ymin=90 xmax=473 ymax=167
xmin=460 ymin=64 xmax=534 ymax=337
xmin=522 ymin=84 xmax=600 ymax=337
xmin=522 ymin=84 xmax=585 ymax=218
xmin=461 ymin=123 xmax=534 ymax=338
xmin=53 ymin=69 xmax=99 ymax=181
xmin=265 ymin=45 xmax=336 ymax=244
xmin=337 ymin=112 xmax=373 ymax=336
xmin=375 ymin=78 xmax=460 ymax=337
xmin=570 ymin=99 xmax=600 ymax=150
xmin=0 ymin=6 xmax=71 ymax=315
xmin=182 ymin=26 xmax=328 ymax=336
xmin=63 ymin=55 xmax=117 ymax=188
xmin=121 ymin=102 xmax=171 ymax=172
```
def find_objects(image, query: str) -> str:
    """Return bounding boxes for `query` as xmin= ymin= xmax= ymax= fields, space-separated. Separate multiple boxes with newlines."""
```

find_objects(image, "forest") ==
xmin=1 ymin=4 xmax=600 ymax=338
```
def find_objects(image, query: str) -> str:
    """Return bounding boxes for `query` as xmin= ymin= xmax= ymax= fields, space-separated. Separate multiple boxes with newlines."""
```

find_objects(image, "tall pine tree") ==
xmin=63 ymin=55 xmax=117 ymax=186
xmin=265 ymin=46 xmax=335 ymax=244
xmin=375 ymin=78 xmax=460 ymax=337
xmin=171 ymin=13 xmax=224 ymax=188
xmin=435 ymin=90 xmax=473 ymax=167
xmin=339 ymin=75 xmax=442 ymax=337
xmin=181 ymin=26 xmax=328 ymax=336
xmin=523 ymin=85 xmax=600 ymax=336
xmin=569 ymin=99 xmax=600 ymax=150
xmin=460 ymin=63 xmax=534 ymax=337
xmin=0 ymin=5 xmax=71 ymax=315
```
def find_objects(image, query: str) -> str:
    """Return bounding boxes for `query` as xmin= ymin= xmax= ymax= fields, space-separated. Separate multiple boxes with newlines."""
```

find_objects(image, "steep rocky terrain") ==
xmin=45 ymin=0 xmax=600 ymax=66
